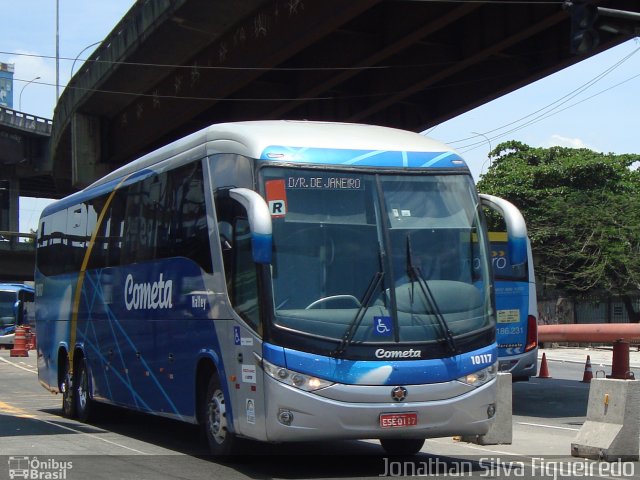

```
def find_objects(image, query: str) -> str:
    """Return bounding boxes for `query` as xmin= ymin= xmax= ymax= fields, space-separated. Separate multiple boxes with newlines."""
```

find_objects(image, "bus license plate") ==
xmin=379 ymin=412 xmax=418 ymax=428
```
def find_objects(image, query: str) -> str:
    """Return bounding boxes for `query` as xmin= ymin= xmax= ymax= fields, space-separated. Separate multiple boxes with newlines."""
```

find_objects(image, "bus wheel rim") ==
xmin=207 ymin=389 xmax=227 ymax=444
xmin=62 ymin=373 xmax=72 ymax=412
xmin=78 ymin=369 xmax=87 ymax=411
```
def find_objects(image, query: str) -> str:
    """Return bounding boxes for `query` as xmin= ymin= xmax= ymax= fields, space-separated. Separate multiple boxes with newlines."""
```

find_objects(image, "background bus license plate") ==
xmin=380 ymin=412 xmax=418 ymax=428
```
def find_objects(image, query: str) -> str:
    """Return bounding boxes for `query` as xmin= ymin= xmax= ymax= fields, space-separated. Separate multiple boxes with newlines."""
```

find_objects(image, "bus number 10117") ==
xmin=470 ymin=354 xmax=493 ymax=365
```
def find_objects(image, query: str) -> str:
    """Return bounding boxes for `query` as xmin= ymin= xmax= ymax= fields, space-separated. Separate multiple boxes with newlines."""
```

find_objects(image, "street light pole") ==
xmin=70 ymin=41 xmax=102 ymax=77
xmin=56 ymin=0 xmax=60 ymax=102
xmin=19 ymin=76 xmax=41 ymax=111
xmin=472 ymin=131 xmax=493 ymax=175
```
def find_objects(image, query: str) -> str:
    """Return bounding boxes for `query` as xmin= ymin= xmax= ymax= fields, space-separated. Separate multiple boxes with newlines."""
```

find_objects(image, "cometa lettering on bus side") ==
xmin=124 ymin=273 xmax=173 ymax=311
xmin=375 ymin=348 xmax=421 ymax=359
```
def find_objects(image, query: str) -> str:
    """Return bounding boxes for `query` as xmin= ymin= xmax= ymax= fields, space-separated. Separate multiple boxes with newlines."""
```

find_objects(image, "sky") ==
xmin=1 ymin=1 xmax=639 ymax=232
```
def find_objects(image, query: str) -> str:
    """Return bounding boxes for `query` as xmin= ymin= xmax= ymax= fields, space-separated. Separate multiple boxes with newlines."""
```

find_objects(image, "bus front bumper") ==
xmin=498 ymin=348 xmax=537 ymax=379
xmin=263 ymin=376 xmax=496 ymax=443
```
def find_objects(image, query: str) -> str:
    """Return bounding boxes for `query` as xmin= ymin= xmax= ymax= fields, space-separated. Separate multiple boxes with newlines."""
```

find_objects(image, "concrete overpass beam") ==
xmin=72 ymin=113 xmax=109 ymax=188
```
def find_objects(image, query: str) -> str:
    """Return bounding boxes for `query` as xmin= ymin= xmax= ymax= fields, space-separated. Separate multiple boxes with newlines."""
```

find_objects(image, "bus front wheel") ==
xmin=380 ymin=438 xmax=425 ymax=456
xmin=203 ymin=375 xmax=239 ymax=457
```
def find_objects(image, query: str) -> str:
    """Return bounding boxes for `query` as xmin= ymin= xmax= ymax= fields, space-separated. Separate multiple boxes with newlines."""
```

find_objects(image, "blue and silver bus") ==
xmin=35 ymin=121 xmax=527 ymax=456
xmin=491 ymin=233 xmax=538 ymax=380
xmin=480 ymin=195 xmax=538 ymax=380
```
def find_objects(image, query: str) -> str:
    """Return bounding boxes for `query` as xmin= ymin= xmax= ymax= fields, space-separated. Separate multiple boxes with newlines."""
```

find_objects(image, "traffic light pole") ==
xmin=564 ymin=1 xmax=640 ymax=54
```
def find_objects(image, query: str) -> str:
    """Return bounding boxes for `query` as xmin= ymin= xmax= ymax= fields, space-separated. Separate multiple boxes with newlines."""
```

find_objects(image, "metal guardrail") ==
xmin=0 ymin=106 xmax=52 ymax=136
xmin=538 ymin=323 xmax=640 ymax=343
xmin=0 ymin=231 xmax=36 ymax=251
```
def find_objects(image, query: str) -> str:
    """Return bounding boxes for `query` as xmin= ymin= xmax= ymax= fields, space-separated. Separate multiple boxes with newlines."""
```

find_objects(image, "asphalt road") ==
xmin=0 ymin=350 xmax=638 ymax=480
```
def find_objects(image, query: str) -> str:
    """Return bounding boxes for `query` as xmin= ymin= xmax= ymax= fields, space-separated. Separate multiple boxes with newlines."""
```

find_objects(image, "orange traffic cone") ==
xmin=581 ymin=355 xmax=593 ymax=383
xmin=10 ymin=326 xmax=29 ymax=357
xmin=537 ymin=352 xmax=551 ymax=378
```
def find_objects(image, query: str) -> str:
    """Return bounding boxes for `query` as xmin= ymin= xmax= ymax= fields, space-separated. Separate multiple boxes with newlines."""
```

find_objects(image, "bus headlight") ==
xmin=458 ymin=362 xmax=498 ymax=387
xmin=262 ymin=358 xmax=334 ymax=392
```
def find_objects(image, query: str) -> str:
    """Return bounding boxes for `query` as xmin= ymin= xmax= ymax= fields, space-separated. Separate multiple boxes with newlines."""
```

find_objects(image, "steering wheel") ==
xmin=305 ymin=295 xmax=361 ymax=309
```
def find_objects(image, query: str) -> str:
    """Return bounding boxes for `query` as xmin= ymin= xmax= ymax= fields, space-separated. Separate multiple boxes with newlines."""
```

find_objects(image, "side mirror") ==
xmin=229 ymin=188 xmax=273 ymax=264
xmin=479 ymin=194 xmax=528 ymax=266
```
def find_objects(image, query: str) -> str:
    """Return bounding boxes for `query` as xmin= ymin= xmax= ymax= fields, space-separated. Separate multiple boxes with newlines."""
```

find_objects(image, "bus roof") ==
xmin=42 ymin=121 xmax=469 ymax=218
xmin=90 ymin=121 xmax=467 ymax=188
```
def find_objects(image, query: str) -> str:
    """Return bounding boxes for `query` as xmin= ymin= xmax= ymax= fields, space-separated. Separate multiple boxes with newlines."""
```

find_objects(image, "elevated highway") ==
xmin=0 ymin=232 xmax=36 ymax=282
xmin=0 ymin=107 xmax=53 ymax=198
xmin=0 ymin=108 xmax=51 ymax=280
xmin=0 ymin=0 xmax=637 ymax=281
xmin=48 ymin=0 xmax=638 ymax=196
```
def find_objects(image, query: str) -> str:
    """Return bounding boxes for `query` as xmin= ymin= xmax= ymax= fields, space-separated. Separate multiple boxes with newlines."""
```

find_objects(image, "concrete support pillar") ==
xmin=72 ymin=112 xmax=108 ymax=188
xmin=0 ymin=178 xmax=19 ymax=235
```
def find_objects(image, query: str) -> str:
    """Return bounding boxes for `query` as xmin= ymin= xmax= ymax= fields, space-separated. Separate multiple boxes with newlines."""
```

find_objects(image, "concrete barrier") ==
xmin=571 ymin=378 xmax=640 ymax=461
xmin=461 ymin=372 xmax=512 ymax=445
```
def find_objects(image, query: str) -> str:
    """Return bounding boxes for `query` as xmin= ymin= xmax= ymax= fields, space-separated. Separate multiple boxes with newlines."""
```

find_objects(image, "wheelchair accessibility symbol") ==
xmin=373 ymin=316 xmax=393 ymax=336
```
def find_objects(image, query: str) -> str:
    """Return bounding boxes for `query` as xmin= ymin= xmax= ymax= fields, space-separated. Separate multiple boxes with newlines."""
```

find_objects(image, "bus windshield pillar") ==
xmin=230 ymin=188 xmax=273 ymax=264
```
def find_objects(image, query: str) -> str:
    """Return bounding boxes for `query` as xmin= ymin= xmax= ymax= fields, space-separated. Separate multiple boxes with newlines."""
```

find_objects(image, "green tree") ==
xmin=478 ymin=141 xmax=640 ymax=322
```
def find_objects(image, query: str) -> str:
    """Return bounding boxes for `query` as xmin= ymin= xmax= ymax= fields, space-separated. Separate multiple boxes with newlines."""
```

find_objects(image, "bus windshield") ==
xmin=488 ymin=232 xmax=528 ymax=282
xmin=262 ymin=168 xmax=494 ymax=350
xmin=0 ymin=291 xmax=17 ymax=322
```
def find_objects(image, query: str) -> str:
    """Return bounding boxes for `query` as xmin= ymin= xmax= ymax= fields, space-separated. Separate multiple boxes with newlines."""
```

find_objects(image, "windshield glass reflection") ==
xmin=262 ymin=168 xmax=493 ymax=346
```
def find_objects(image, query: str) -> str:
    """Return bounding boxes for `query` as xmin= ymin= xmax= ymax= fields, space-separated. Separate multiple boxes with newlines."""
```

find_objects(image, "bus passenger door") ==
xmin=217 ymin=198 xmax=267 ymax=440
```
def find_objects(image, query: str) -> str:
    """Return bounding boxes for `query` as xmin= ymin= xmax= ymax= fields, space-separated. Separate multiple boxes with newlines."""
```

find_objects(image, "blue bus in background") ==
xmin=0 ymin=283 xmax=34 ymax=347
xmin=487 ymin=231 xmax=538 ymax=380
xmin=477 ymin=194 xmax=537 ymax=381
xmin=35 ymin=121 xmax=529 ymax=456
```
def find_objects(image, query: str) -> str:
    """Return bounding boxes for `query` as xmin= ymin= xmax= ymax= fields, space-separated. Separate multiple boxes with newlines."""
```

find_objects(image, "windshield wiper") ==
xmin=405 ymin=235 xmax=458 ymax=354
xmin=334 ymin=271 xmax=384 ymax=356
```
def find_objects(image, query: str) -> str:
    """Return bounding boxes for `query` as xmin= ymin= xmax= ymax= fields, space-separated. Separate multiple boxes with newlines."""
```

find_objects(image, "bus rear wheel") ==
xmin=60 ymin=358 xmax=76 ymax=419
xmin=380 ymin=438 xmax=425 ymax=456
xmin=75 ymin=357 xmax=96 ymax=422
xmin=202 ymin=375 xmax=239 ymax=457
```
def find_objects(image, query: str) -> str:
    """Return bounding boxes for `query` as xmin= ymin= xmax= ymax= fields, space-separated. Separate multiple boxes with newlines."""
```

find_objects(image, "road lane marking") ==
xmin=516 ymin=421 xmax=580 ymax=431
xmin=0 ymin=370 xmax=151 ymax=454
xmin=527 ymin=380 xmax=589 ymax=389
xmin=34 ymin=418 xmax=150 ymax=454
xmin=434 ymin=438 xmax=518 ymax=456
xmin=0 ymin=398 xmax=150 ymax=454
xmin=0 ymin=356 xmax=37 ymax=373
xmin=0 ymin=400 xmax=36 ymax=418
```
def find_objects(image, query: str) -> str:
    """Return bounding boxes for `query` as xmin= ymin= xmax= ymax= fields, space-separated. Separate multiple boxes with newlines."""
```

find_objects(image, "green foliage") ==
xmin=478 ymin=141 xmax=640 ymax=305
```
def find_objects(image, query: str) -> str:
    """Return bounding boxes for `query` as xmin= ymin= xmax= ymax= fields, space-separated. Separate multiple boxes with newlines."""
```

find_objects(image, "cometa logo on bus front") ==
xmin=124 ymin=273 xmax=173 ymax=311
xmin=375 ymin=348 xmax=421 ymax=359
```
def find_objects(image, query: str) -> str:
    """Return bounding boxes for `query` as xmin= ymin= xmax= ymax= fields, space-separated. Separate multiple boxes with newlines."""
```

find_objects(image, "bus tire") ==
xmin=380 ymin=438 xmax=425 ymax=456
xmin=60 ymin=357 xmax=76 ymax=419
xmin=202 ymin=374 xmax=239 ymax=457
xmin=75 ymin=357 xmax=96 ymax=422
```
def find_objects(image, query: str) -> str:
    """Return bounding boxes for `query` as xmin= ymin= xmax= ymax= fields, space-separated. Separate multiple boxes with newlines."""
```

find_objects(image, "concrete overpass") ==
xmin=0 ymin=106 xmax=52 ymax=228
xmin=0 ymin=107 xmax=52 ymax=280
xmin=0 ymin=232 xmax=36 ymax=282
xmin=0 ymin=0 xmax=638 ymax=281
xmin=43 ymin=0 xmax=638 ymax=197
